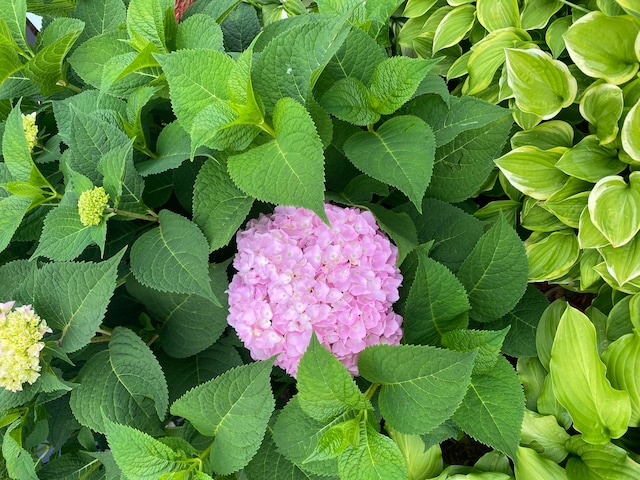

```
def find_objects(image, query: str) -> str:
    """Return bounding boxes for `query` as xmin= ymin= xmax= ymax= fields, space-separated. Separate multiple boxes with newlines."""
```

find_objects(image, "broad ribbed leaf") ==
xmin=622 ymin=98 xmax=640 ymax=162
xmin=127 ymin=0 xmax=173 ymax=52
xmin=442 ymin=327 xmax=509 ymax=374
xmin=2 ymin=102 xmax=33 ymax=181
xmin=130 ymin=209 xmax=218 ymax=303
xmin=344 ymin=115 xmax=435 ymax=212
xmin=358 ymin=344 xmax=476 ymax=434
xmin=171 ymin=359 xmax=275 ymax=475
xmin=520 ymin=0 xmax=563 ymax=30
xmin=227 ymin=98 xmax=326 ymax=220
xmin=565 ymin=436 xmax=640 ymax=479
xmin=602 ymin=333 xmax=640 ymax=427
xmin=433 ymin=5 xmax=476 ymax=53
xmin=320 ymin=77 xmax=379 ymax=126
xmin=453 ymin=355 xmax=524 ymax=459
xmin=550 ymin=306 xmax=631 ymax=444
xmin=0 ymin=195 xmax=30 ymax=253
xmin=510 ymin=120 xmax=573 ymax=150
xmin=74 ymin=0 xmax=125 ymax=42
xmin=297 ymin=335 xmax=371 ymax=422
xmin=599 ymin=235 xmax=640 ymax=285
xmin=0 ymin=0 xmax=28 ymax=51
xmin=457 ymin=216 xmax=528 ymax=323
xmin=176 ymin=13 xmax=223 ymax=50
xmin=556 ymin=136 xmax=625 ymax=183
xmin=477 ymin=0 xmax=519 ymax=31
xmin=579 ymin=83 xmax=624 ymax=145
xmin=70 ymin=327 xmax=168 ymax=435
xmin=526 ymin=231 xmax=580 ymax=283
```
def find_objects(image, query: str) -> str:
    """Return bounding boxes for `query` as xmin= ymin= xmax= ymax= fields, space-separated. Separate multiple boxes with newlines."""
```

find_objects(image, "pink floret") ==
xmin=227 ymin=204 xmax=403 ymax=376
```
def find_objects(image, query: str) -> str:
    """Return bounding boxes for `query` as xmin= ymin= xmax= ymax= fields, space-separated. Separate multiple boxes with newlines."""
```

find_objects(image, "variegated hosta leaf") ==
xmin=525 ymin=230 xmax=579 ymax=282
xmin=520 ymin=0 xmax=563 ymax=30
xmin=521 ymin=196 xmax=568 ymax=233
xmin=510 ymin=120 xmax=574 ymax=150
xmin=603 ymin=332 xmax=640 ymax=427
xmin=563 ymin=11 xmax=640 ymax=84
xmin=598 ymin=234 xmax=640 ymax=285
xmin=495 ymin=146 xmax=568 ymax=200
xmin=520 ymin=409 xmax=570 ymax=463
xmin=565 ymin=435 xmax=640 ymax=478
xmin=622 ymin=98 xmax=640 ymax=162
xmin=579 ymin=83 xmax=624 ymax=145
xmin=580 ymin=249 xmax=603 ymax=292
xmin=550 ymin=306 xmax=631 ymax=444
xmin=432 ymin=5 xmax=476 ymax=54
xmin=505 ymin=48 xmax=577 ymax=119
xmin=541 ymin=177 xmax=590 ymax=229
xmin=588 ymin=173 xmax=640 ymax=248
xmin=578 ymin=208 xmax=610 ymax=249
xmin=536 ymin=299 xmax=568 ymax=370
xmin=615 ymin=0 xmax=640 ymax=16
xmin=476 ymin=0 xmax=519 ymax=32
xmin=593 ymin=262 xmax=640 ymax=294
xmin=515 ymin=446 xmax=568 ymax=480
xmin=555 ymin=135 xmax=626 ymax=183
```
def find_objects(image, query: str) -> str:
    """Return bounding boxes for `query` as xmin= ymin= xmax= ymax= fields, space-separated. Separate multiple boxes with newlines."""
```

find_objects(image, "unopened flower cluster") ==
xmin=78 ymin=186 xmax=110 ymax=226
xmin=22 ymin=112 xmax=38 ymax=152
xmin=0 ymin=302 xmax=51 ymax=392
xmin=227 ymin=204 xmax=403 ymax=376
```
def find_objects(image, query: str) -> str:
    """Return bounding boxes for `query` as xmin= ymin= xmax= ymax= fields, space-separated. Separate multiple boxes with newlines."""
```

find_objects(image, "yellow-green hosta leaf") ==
xmin=505 ymin=48 xmax=577 ymax=120
xmin=515 ymin=446 xmax=568 ymax=480
xmin=603 ymin=332 xmax=640 ymax=427
xmin=555 ymin=136 xmax=626 ymax=183
xmin=599 ymin=234 xmax=640 ymax=285
xmin=432 ymin=5 xmax=476 ymax=53
xmin=537 ymin=374 xmax=572 ymax=430
xmin=578 ymin=207 xmax=610 ymax=249
xmin=542 ymin=192 xmax=588 ymax=229
xmin=579 ymin=83 xmax=624 ymax=145
xmin=546 ymin=16 xmax=572 ymax=58
xmin=495 ymin=146 xmax=568 ymax=200
xmin=465 ymin=28 xmax=532 ymax=95
xmin=565 ymin=436 xmax=640 ymax=479
xmin=580 ymin=249 xmax=604 ymax=292
xmin=588 ymin=173 xmax=640 ymax=247
xmin=510 ymin=120 xmax=574 ymax=150
xmin=550 ymin=306 xmax=631 ymax=444
xmin=520 ymin=0 xmax=563 ymax=30
xmin=615 ymin=0 xmax=640 ymax=15
xmin=563 ymin=11 xmax=640 ymax=84
xmin=476 ymin=0 xmax=519 ymax=31
xmin=622 ymin=99 xmax=640 ymax=162
xmin=525 ymin=231 xmax=579 ymax=282
xmin=593 ymin=261 xmax=640 ymax=294
xmin=521 ymin=195 xmax=568 ymax=233
xmin=520 ymin=409 xmax=570 ymax=463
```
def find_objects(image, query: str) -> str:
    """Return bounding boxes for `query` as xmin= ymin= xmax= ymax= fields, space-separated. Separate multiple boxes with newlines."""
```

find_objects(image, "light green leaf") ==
xmin=156 ymin=49 xmax=234 ymax=132
xmin=99 ymin=42 xmax=160 ymax=95
xmin=130 ymin=209 xmax=218 ymax=303
xmin=0 ymin=195 xmax=31 ymax=253
xmin=525 ymin=231 xmax=579 ymax=283
xmin=520 ymin=0 xmax=563 ymax=30
xmin=227 ymin=97 xmax=326 ymax=220
xmin=477 ymin=0 xmax=519 ymax=31
xmin=453 ymin=355 xmax=525 ymax=459
xmin=193 ymin=157 xmax=253 ymax=252
xmin=402 ymin=244 xmax=470 ymax=346
xmin=579 ymin=83 xmax=624 ymax=145
xmin=297 ymin=334 xmax=371 ymax=422
xmin=565 ymin=435 xmax=640 ymax=479
xmin=563 ymin=11 xmax=640 ymax=84
xmin=505 ymin=48 xmax=577 ymax=120
xmin=578 ymin=207 xmax=610 ymax=249
xmin=31 ymin=205 xmax=104 ymax=261
xmin=496 ymin=146 xmax=568 ymax=200
xmin=307 ymin=418 xmax=360 ymax=463
xmin=70 ymin=327 xmax=169 ymax=435
xmin=0 ymin=0 xmax=28 ymax=52
xmin=337 ymin=420 xmax=408 ymax=480
xmin=550 ymin=306 xmax=631 ymax=444
xmin=3 ymin=421 xmax=38 ymax=480
xmin=2 ymin=102 xmax=33 ymax=182
xmin=344 ymin=115 xmax=435 ymax=212
xmin=0 ymin=46 xmax=22 ymax=90
xmin=74 ymin=0 xmax=126 ymax=42
xmin=433 ymin=5 xmax=476 ymax=53
xmin=602 ymin=333 xmax=640 ymax=427
xmin=622 ymin=98 xmax=640 ymax=162
xmin=32 ymin=249 xmax=124 ymax=353
xmin=176 ymin=13 xmax=223 ymax=50
xmin=510 ymin=120 xmax=573 ymax=150
xmin=358 ymin=344 xmax=476 ymax=435
xmin=546 ymin=16 xmax=572 ymax=58
xmin=588 ymin=173 xmax=640 ymax=247
xmin=515 ymin=446 xmax=568 ymax=480
xmin=599 ymin=234 xmax=640 ymax=285
xmin=442 ymin=328 xmax=509 ymax=374
xmin=457 ymin=215 xmax=529 ymax=323
xmin=104 ymin=418 xmax=184 ymax=480
xmin=320 ymin=77 xmax=379 ymax=126
xmin=127 ymin=0 xmax=174 ymax=52
xmin=126 ymin=264 xmax=228 ymax=358
xmin=556 ymin=136 xmax=625 ymax=182
xmin=171 ymin=359 xmax=275 ymax=475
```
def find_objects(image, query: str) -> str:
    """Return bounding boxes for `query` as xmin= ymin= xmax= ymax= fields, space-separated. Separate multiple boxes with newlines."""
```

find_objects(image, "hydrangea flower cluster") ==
xmin=0 ymin=302 xmax=51 ymax=392
xmin=227 ymin=204 xmax=403 ymax=376
xmin=78 ymin=186 xmax=110 ymax=226
xmin=22 ymin=112 xmax=38 ymax=152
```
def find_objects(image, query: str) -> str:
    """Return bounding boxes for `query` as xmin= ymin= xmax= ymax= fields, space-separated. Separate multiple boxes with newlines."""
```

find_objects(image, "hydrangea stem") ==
xmin=106 ymin=208 xmax=159 ymax=222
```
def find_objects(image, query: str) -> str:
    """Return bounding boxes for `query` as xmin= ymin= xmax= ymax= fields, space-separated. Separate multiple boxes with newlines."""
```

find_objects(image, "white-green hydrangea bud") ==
xmin=0 ymin=301 xmax=51 ymax=392
xmin=78 ymin=186 xmax=110 ymax=226
xmin=22 ymin=112 xmax=38 ymax=152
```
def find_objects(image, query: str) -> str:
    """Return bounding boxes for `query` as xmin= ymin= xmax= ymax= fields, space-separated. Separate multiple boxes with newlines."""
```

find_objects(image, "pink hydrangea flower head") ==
xmin=227 ymin=204 xmax=403 ymax=376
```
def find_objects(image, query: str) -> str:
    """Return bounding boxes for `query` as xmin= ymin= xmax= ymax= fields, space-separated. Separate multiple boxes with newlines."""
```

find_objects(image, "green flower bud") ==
xmin=388 ymin=428 xmax=443 ymax=480
xmin=515 ymin=446 xmax=568 ymax=480
xmin=602 ymin=331 xmax=640 ymax=427
xmin=21 ymin=112 xmax=38 ymax=152
xmin=520 ymin=409 xmax=570 ymax=463
xmin=78 ymin=186 xmax=110 ymax=227
xmin=0 ymin=301 xmax=51 ymax=392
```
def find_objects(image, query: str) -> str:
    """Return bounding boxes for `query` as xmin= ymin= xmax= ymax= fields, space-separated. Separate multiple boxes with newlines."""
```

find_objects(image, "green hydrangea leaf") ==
xmin=219 ymin=3 xmax=261 ymax=53
xmin=193 ymin=157 xmax=253 ymax=252
xmin=126 ymin=0 xmax=174 ymax=52
xmin=344 ymin=115 xmax=435 ymax=212
xmin=3 ymin=421 xmax=38 ymax=480
xmin=70 ymin=327 xmax=169 ymax=435
xmin=453 ymin=355 xmax=524 ymax=459
xmin=0 ymin=195 xmax=31 ymax=253
xmin=103 ymin=418 xmax=184 ymax=480
xmin=135 ymin=121 xmax=202 ymax=176
xmin=227 ymin=97 xmax=326 ymax=221
xmin=457 ymin=215 xmax=529 ymax=323
xmin=551 ymin=306 xmax=631 ymax=444
xmin=364 ymin=202 xmax=417 ymax=265
xmin=402 ymin=244 xmax=470 ymax=346
xmin=74 ymin=0 xmax=126 ymax=43
xmin=588 ymin=173 xmax=640 ymax=248
xmin=320 ymin=77 xmax=379 ymax=126
xmin=505 ymin=48 xmax=576 ymax=120
xmin=358 ymin=344 xmax=476 ymax=435
xmin=433 ymin=5 xmax=476 ymax=53
xmin=441 ymin=327 xmax=509 ymax=374
xmin=297 ymin=334 xmax=371 ymax=422
xmin=564 ymin=11 xmax=640 ymax=84
xmin=32 ymin=249 xmax=124 ymax=353
xmin=2 ymin=102 xmax=33 ymax=182
xmin=130 ymin=209 xmax=218 ymax=304
xmin=0 ymin=0 xmax=28 ymax=52
xmin=126 ymin=263 xmax=228 ymax=358
xmin=579 ymin=83 xmax=624 ymax=145
xmin=176 ymin=13 xmax=224 ymax=50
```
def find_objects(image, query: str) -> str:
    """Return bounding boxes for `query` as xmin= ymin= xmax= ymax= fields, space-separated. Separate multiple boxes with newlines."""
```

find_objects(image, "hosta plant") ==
xmin=0 ymin=0 xmax=543 ymax=478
